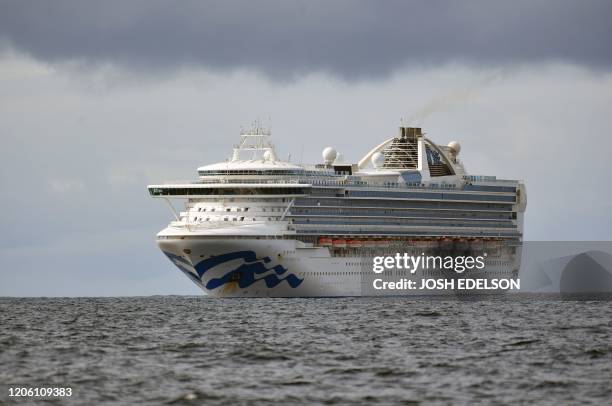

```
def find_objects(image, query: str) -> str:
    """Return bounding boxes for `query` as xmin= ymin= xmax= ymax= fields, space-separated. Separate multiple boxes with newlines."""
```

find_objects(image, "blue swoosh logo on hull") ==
xmin=163 ymin=250 xmax=303 ymax=290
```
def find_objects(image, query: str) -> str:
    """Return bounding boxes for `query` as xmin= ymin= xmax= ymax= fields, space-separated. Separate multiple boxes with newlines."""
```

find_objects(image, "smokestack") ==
xmin=399 ymin=127 xmax=422 ymax=138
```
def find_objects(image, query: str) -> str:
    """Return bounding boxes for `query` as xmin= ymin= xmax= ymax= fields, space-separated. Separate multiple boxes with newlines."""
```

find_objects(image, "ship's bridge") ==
xmin=197 ymin=124 xmax=311 ymax=178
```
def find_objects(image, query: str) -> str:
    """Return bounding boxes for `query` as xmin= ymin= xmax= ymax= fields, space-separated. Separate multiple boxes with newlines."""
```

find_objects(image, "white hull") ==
xmin=158 ymin=237 xmax=519 ymax=297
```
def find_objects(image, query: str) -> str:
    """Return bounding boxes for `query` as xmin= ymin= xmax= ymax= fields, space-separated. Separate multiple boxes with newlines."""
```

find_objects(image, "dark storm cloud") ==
xmin=0 ymin=0 xmax=611 ymax=78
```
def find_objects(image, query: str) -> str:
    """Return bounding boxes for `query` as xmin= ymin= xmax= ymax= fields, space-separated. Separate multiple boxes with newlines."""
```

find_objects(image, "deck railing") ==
xmin=158 ymin=176 xmax=519 ymax=190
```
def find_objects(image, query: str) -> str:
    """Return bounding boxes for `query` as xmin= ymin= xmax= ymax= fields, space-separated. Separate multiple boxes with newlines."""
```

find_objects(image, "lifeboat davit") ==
xmin=318 ymin=237 xmax=332 ymax=247
xmin=332 ymin=239 xmax=347 ymax=248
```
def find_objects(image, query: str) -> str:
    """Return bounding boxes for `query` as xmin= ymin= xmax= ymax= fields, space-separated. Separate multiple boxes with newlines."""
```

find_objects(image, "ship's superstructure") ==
xmin=148 ymin=125 xmax=526 ymax=297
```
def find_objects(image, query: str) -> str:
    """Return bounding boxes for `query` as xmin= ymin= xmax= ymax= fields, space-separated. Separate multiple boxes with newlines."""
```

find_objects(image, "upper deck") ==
xmin=148 ymin=126 xmax=524 ymax=203
xmin=148 ymin=125 xmax=525 ymax=240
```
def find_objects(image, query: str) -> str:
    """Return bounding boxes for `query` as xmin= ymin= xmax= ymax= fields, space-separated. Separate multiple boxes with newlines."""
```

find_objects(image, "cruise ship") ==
xmin=148 ymin=125 xmax=526 ymax=297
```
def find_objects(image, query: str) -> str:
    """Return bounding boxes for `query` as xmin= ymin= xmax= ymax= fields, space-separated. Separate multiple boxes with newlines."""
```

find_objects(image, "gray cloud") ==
xmin=1 ymin=0 xmax=611 ymax=79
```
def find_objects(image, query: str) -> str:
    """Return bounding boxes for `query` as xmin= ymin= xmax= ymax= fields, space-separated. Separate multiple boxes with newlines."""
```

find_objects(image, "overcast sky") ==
xmin=1 ymin=1 xmax=611 ymax=296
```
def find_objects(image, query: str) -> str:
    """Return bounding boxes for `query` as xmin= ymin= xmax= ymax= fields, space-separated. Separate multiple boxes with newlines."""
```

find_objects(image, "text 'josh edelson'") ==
xmin=371 ymin=253 xmax=520 ymax=291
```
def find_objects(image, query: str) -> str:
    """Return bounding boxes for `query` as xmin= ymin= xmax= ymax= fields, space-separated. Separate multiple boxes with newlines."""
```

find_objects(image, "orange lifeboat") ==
xmin=318 ymin=237 xmax=332 ymax=247
xmin=415 ymin=240 xmax=429 ymax=250
xmin=363 ymin=240 xmax=377 ymax=248
xmin=348 ymin=239 xmax=362 ymax=248
xmin=456 ymin=238 xmax=469 ymax=251
xmin=470 ymin=238 xmax=484 ymax=251
xmin=485 ymin=239 xmax=500 ymax=249
xmin=332 ymin=239 xmax=347 ymax=248
xmin=376 ymin=239 xmax=390 ymax=248
xmin=440 ymin=237 xmax=453 ymax=250
xmin=428 ymin=239 xmax=440 ymax=249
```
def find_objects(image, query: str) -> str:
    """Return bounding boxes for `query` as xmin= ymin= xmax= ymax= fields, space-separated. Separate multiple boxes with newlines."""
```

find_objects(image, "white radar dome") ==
xmin=322 ymin=147 xmax=337 ymax=164
xmin=263 ymin=150 xmax=272 ymax=161
xmin=447 ymin=141 xmax=461 ymax=155
xmin=371 ymin=152 xmax=385 ymax=168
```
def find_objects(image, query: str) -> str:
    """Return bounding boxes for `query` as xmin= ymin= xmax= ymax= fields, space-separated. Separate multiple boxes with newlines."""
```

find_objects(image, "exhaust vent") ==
xmin=382 ymin=127 xmax=421 ymax=169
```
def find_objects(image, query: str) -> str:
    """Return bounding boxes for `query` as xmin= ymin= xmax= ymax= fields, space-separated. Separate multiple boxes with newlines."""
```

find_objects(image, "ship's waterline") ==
xmin=149 ymin=124 xmax=526 ymax=297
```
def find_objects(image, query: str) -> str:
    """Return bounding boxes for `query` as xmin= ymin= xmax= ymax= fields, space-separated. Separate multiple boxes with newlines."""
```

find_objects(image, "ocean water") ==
xmin=1 ymin=295 xmax=611 ymax=405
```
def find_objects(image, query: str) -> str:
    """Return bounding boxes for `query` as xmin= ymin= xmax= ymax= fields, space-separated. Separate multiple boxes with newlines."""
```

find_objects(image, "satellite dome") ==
xmin=448 ymin=141 xmax=461 ymax=155
xmin=371 ymin=152 xmax=385 ymax=168
xmin=262 ymin=150 xmax=272 ymax=161
xmin=322 ymin=147 xmax=337 ymax=164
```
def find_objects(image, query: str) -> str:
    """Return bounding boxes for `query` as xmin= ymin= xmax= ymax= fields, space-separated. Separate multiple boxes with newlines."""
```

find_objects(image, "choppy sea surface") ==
xmin=1 ymin=295 xmax=611 ymax=405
